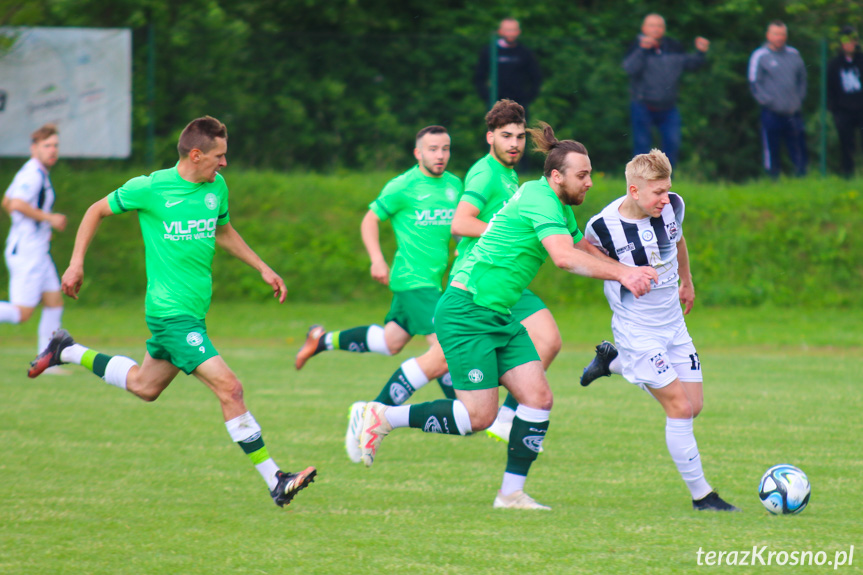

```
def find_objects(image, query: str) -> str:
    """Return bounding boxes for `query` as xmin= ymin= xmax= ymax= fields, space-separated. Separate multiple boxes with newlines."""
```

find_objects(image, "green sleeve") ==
xmin=217 ymin=176 xmax=230 ymax=225
xmin=520 ymin=190 xmax=570 ymax=241
xmin=461 ymin=169 xmax=492 ymax=210
xmin=368 ymin=178 xmax=406 ymax=222
xmin=565 ymin=206 xmax=584 ymax=243
xmin=108 ymin=175 xmax=151 ymax=214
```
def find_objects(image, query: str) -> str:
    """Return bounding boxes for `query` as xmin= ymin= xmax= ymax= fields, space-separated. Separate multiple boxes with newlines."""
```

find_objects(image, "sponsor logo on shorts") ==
xmin=439 ymin=373 xmax=453 ymax=387
xmin=390 ymin=383 xmax=409 ymax=404
xmin=205 ymin=193 xmax=219 ymax=210
xmin=186 ymin=332 xmax=204 ymax=346
xmin=468 ymin=369 xmax=484 ymax=384
xmin=641 ymin=229 xmax=655 ymax=242
xmin=523 ymin=435 xmax=545 ymax=453
xmin=424 ymin=416 xmax=443 ymax=433
xmin=650 ymin=352 xmax=670 ymax=376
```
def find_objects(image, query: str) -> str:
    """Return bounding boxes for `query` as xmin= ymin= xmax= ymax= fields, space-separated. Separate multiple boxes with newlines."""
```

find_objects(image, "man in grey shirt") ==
xmin=748 ymin=20 xmax=808 ymax=177
xmin=622 ymin=13 xmax=710 ymax=168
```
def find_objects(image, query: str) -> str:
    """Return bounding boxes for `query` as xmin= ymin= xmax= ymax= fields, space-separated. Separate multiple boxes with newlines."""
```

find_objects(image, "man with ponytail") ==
xmin=359 ymin=122 xmax=658 ymax=509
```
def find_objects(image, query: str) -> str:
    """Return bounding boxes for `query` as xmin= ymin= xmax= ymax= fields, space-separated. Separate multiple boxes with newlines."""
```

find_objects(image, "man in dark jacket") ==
xmin=623 ymin=13 xmax=710 ymax=168
xmin=474 ymin=18 xmax=542 ymax=118
xmin=827 ymin=25 xmax=863 ymax=178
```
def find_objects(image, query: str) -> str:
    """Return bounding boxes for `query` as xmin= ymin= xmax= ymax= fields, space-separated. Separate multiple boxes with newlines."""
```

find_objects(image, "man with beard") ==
xmin=358 ymin=122 xmax=657 ymax=509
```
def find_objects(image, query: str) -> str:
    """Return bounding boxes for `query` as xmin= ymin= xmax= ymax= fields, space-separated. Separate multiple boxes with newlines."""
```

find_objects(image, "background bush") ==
xmin=2 ymin=0 xmax=862 ymax=179
xmin=2 ymin=166 xmax=860 ymax=308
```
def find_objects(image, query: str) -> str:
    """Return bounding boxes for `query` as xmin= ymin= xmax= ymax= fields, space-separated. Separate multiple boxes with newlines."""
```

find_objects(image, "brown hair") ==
xmin=415 ymin=125 xmax=448 ymax=145
xmin=177 ymin=116 xmax=228 ymax=157
xmin=31 ymin=124 xmax=58 ymax=144
xmin=526 ymin=121 xmax=588 ymax=177
xmin=485 ymin=99 xmax=525 ymax=132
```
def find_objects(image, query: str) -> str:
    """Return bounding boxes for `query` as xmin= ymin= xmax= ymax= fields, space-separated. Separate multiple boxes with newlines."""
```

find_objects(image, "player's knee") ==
xmin=134 ymin=386 xmax=164 ymax=402
xmin=17 ymin=307 xmax=35 ymax=323
xmin=215 ymin=376 xmax=245 ymax=405
xmin=470 ymin=409 xmax=499 ymax=431
xmin=691 ymin=399 xmax=704 ymax=418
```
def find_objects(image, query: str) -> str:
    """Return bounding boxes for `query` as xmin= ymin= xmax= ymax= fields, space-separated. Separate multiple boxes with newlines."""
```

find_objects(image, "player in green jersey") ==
xmin=402 ymin=99 xmax=567 ymax=447
xmin=28 ymin=117 xmax=316 ymax=508
xmin=358 ymin=122 xmax=657 ymax=509
xmin=294 ymin=126 xmax=462 ymax=462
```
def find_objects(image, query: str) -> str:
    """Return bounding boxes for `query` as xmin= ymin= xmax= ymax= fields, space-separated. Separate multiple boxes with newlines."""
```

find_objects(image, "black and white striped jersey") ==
xmin=585 ymin=193 xmax=685 ymax=325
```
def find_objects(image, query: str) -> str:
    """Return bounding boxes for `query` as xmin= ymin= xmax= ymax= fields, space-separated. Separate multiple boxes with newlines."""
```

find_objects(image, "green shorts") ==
xmin=434 ymin=287 xmax=539 ymax=391
xmin=145 ymin=315 xmax=220 ymax=375
xmin=510 ymin=288 xmax=548 ymax=323
xmin=384 ymin=288 xmax=441 ymax=336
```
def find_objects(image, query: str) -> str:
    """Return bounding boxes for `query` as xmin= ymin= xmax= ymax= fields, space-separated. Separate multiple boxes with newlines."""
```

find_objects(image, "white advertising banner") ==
xmin=0 ymin=27 xmax=131 ymax=158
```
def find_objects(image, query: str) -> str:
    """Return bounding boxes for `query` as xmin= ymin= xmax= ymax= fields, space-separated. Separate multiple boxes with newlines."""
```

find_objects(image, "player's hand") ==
xmin=620 ymin=266 xmax=659 ymax=298
xmin=61 ymin=264 xmax=84 ymax=300
xmin=370 ymin=260 xmax=390 ymax=286
xmin=679 ymin=280 xmax=695 ymax=315
xmin=48 ymin=213 xmax=67 ymax=232
xmin=262 ymin=268 xmax=288 ymax=303
xmin=695 ymin=37 xmax=710 ymax=52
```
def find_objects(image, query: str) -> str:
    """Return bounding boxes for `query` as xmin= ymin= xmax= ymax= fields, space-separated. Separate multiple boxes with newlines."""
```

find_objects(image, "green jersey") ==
xmin=453 ymin=177 xmax=583 ymax=314
xmin=369 ymin=165 xmax=462 ymax=292
xmin=451 ymin=153 xmax=519 ymax=276
xmin=107 ymin=166 xmax=230 ymax=319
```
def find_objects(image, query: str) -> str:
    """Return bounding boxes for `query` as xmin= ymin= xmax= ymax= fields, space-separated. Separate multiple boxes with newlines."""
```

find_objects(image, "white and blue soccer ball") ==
xmin=758 ymin=464 xmax=811 ymax=515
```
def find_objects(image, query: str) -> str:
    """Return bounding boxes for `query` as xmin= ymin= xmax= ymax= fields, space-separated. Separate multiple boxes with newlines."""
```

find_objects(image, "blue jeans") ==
xmin=760 ymin=108 xmax=807 ymax=177
xmin=630 ymin=101 xmax=681 ymax=167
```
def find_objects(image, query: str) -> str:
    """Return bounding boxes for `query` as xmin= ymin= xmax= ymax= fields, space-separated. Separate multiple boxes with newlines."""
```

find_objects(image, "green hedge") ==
xmin=1 ymin=166 xmax=861 ymax=308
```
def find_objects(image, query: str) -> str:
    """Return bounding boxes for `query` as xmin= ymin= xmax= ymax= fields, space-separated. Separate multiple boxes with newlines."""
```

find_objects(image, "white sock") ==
xmin=401 ymin=357 xmax=429 ymax=393
xmin=103 ymin=356 xmax=137 ymax=390
xmin=515 ymin=404 xmax=550 ymax=423
xmin=665 ymin=417 xmax=712 ymax=500
xmin=60 ymin=343 xmax=88 ymax=365
xmin=384 ymin=405 xmax=411 ymax=428
xmin=0 ymin=302 xmax=21 ymax=324
xmin=609 ymin=356 xmax=622 ymax=374
xmin=496 ymin=405 xmax=516 ymax=424
xmin=500 ymin=472 xmax=527 ymax=496
xmin=452 ymin=399 xmax=472 ymax=435
xmin=366 ymin=324 xmax=392 ymax=355
xmin=225 ymin=412 xmax=279 ymax=490
xmin=38 ymin=306 xmax=63 ymax=354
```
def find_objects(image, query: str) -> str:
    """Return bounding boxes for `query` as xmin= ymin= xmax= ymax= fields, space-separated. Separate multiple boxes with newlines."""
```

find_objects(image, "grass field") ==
xmin=1 ymin=301 xmax=862 ymax=574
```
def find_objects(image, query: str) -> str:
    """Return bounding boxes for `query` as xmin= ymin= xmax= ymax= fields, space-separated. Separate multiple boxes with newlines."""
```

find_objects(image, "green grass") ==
xmin=1 ymin=302 xmax=862 ymax=574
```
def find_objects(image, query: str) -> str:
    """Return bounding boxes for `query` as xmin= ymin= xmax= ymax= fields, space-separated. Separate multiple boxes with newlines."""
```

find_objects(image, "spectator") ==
xmin=622 ymin=13 xmax=710 ymax=168
xmin=827 ymin=25 xmax=863 ymax=178
xmin=474 ymin=18 xmax=542 ymax=118
xmin=748 ymin=20 xmax=808 ymax=178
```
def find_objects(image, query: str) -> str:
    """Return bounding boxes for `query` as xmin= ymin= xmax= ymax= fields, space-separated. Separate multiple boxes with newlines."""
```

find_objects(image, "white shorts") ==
xmin=611 ymin=313 xmax=702 ymax=390
xmin=4 ymin=250 xmax=61 ymax=307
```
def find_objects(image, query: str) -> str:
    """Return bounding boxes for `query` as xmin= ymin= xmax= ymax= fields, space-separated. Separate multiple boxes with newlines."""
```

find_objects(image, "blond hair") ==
xmin=625 ymin=149 xmax=672 ymax=186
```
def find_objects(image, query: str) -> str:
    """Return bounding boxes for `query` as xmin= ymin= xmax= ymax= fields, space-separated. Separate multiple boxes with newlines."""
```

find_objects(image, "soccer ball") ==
xmin=758 ymin=464 xmax=811 ymax=515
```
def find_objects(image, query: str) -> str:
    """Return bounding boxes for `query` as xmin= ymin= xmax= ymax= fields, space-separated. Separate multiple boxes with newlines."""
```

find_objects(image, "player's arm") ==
xmin=542 ymin=234 xmax=658 ymax=297
xmin=573 ymin=236 xmax=618 ymax=263
xmin=676 ymin=235 xmax=695 ymax=315
xmin=450 ymin=201 xmax=487 ymax=239
xmin=360 ymin=209 xmax=389 ymax=286
xmin=62 ymin=198 xmax=115 ymax=299
xmin=2 ymin=197 xmax=66 ymax=231
xmin=216 ymin=222 xmax=287 ymax=303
